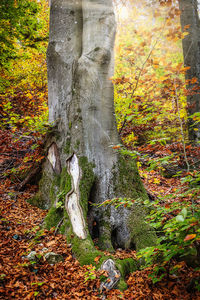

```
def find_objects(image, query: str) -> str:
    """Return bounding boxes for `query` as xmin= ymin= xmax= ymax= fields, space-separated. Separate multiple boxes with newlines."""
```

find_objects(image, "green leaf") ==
xmin=56 ymin=201 xmax=63 ymax=209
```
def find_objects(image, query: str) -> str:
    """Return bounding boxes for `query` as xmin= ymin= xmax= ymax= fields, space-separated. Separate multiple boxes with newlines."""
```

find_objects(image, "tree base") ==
xmin=32 ymin=151 xmax=157 ymax=290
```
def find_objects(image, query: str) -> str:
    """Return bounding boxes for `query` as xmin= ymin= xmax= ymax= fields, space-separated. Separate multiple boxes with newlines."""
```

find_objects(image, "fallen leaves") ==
xmin=0 ymin=185 xmax=101 ymax=299
xmin=1 ymin=160 xmax=200 ymax=299
xmin=1 ymin=126 xmax=200 ymax=299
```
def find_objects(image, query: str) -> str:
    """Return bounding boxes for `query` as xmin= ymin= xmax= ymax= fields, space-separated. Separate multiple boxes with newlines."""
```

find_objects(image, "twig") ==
xmin=54 ymin=217 xmax=64 ymax=235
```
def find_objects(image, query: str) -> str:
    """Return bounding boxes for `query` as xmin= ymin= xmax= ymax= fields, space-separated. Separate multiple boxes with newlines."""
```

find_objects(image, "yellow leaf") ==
xmin=153 ymin=178 xmax=160 ymax=184
xmin=182 ymin=32 xmax=189 ymax=38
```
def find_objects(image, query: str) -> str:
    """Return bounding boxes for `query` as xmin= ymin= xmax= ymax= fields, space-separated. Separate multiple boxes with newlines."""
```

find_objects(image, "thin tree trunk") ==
xmin=179 ymin=0 xmax=200 ymax=142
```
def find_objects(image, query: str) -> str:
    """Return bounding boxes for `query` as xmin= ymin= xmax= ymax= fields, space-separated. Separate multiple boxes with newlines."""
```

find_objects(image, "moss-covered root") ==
xmin=65 ymin=230 xmax=138 ymax=291
xmin=70 ymin=235 xmax=138 ymax=291
xmin=115 ymin=258 xmax=139 ymax=290
xmin=100 ymin=257 xmax=139 ymax=291
xmin=69 ymin=235 xmax=107 ymax=266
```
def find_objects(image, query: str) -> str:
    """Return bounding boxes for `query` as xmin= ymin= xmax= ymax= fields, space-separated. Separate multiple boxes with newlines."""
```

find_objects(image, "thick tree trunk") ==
xmin=179 ymin=0 xmax=200 ymax=142
xmin=33 ymin=0 xmax=156 ymax=289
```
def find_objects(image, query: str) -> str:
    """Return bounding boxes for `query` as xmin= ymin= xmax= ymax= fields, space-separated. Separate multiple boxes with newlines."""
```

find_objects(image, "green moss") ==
xmin=98 ymin=218 xmax=114 ymax=252
xmin=49 ymin=175 xmax=60 ymax=205
xmin=79 ymin=156 xmax=95 ymax=216
xmin=44 ymin=167 xmax=72 ymax=232
xmin=117 ymin=279 xmax=127 ymax=291
xmin=64 ymin=139 xmax=71 ymax=155
xmin=28 ymin=171 xmax=56 ymax=209
xmin=115 ymin=155 xmax=148 ymax=200
xmin=60 ymin=213 xmax=71 ymax=235
xmin=98 ymin=236 xmax=114 ymax=252
xmin=115 ymin=258 xmax=138 ymax=278
xmin=75 ymin=140 xmax=80 ymax=150
xmin=27 ymin=193 xmax=46 ymax=210
xmin=113 ymin=154 xmax=157 ymax=251
xmin=60 ymin=167 xmax=72 ymax=194
xmin=128 ymin=204 xmax=157 ymax=250
xmin=45 ymin=207 xmax=63 ymax=230
xmin=69 ymin=235 xmax=103 ymax=266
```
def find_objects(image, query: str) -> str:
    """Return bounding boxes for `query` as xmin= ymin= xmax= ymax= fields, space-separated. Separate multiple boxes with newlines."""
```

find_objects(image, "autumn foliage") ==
xmin=1 ymin=0 xmax=200 ymax=298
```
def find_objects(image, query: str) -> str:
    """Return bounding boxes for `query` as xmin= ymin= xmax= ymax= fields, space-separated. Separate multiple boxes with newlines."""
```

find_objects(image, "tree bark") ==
xmin=179 ymin=0 xmax=200 ymax=142
xmin=33 ymin=0 xmax=156 ymax=289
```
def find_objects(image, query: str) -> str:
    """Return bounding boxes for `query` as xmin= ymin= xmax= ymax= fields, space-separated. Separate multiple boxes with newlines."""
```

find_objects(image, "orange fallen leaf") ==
xmin=94 ymin=255 xmax=101 ymax=264
xmin=46 ymin=240 xmax=55 ymax=247
xmin=184 ymin=234 xmax=196 ymax=242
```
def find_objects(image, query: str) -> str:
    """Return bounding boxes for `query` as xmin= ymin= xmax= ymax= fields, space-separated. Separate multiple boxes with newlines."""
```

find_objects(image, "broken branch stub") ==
xmin=47 ymin=143 xmax=61 ymax=175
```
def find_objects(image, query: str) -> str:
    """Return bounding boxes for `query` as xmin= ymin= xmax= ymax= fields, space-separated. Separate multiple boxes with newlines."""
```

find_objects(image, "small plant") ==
xmin=147 ymin=154 xmax=175 ymax=172
xmin=94 ymin=197 xmax=134 ymax=209
xmin=84 ymin=265 xmax=97 ymax=282
xmin=137 ymin=201 xmax=200 ymax=284
xmin=56 ymin=190 xmax=66 ymax=209
xmin=31 ymin=282 xmax=45 ymax=297
xmin=28 ymin=228 xmax=46 ymax=248
xmin=0 ymin=274 xmax=6 ymax=281
xmin=31 ymin=282 xmax=45 ymax=287
xmin=97 ymin=179 xmax=200 ymax=286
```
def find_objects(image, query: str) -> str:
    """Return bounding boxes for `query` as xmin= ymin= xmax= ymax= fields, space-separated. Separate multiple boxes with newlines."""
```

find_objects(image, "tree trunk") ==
xmin=33 ymin=0 xmax=156 ymax=289
xmin=179 ymin=0 xmax=200 ymax=142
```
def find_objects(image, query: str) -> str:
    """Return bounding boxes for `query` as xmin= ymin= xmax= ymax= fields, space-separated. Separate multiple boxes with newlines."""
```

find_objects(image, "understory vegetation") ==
xmin=0 ymin=0 xmax=200 ymax=299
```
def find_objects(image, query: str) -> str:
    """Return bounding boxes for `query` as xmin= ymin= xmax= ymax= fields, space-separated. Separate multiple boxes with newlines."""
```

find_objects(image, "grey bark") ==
xmin=179 ymin=0 xmax=200 ymax=142
xmin=37 ymin=0 xmax=156 ymax=273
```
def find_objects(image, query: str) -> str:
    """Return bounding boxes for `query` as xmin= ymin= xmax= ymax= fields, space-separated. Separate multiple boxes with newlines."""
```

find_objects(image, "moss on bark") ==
xmin=98 ymin=216 xmax=114 ymax=252
xmin=78 ymin=156 xmax=95 ymax=217
xmin=112 ymin=154 xmax=157 ymax=250
xmin=114 ymin=154 xmax=148 ymax=200
xmin=64 ymin=139 xmax=71 ymax=155
xmin=43 ymin=167 xmax=72 ymax=229
xmin=128 ymin=204 xmax=157 ymax=250
xmin=28 ymin=169 xmax=56 ymax=209
xmin=45 ymin=207 xmax=63 ymax=229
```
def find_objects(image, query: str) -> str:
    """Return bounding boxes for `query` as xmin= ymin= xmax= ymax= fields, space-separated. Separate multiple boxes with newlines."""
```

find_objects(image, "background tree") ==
xmin=0 ymin=0 xmax=48 ymax=67
xmin=35 ymin=0 xmax=156 ymax=286
xmin=179 ymin=0 xmax=200 ymax=142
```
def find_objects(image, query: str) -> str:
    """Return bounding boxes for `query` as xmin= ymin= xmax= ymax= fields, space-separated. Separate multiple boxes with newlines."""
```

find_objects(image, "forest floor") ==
xmin=0 ymin=128 xmax=200 ymax=299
